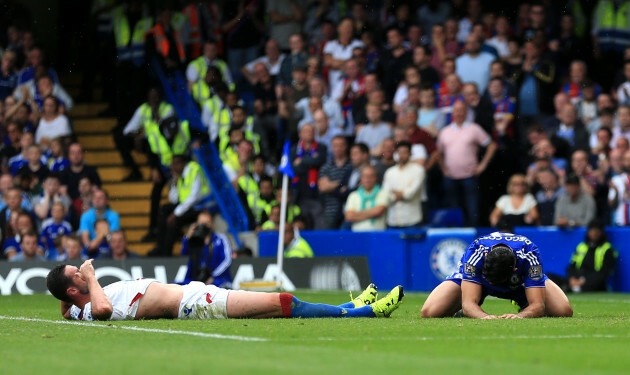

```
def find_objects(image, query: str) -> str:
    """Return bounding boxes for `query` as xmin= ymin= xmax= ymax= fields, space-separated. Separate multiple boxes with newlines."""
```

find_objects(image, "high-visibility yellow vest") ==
xmin=571 ymin=242 xmax=617 ymax=272
xmin=264 ymin=201 xmax=301 ymax=223
xmin=285 ymin=237 xmax=314 ymax=258
xmin=192 ymin=80 xmax=211 ymax=105
xmin=595 ymin=0 xmax=630 ymax=50
xmin=218 ymin=116 xmax=260 ymax=155
xmin=146 ymin=120 xmax=190 ymax=167
xmin=139 ymin=102 xmax=174 ymax=134
xmin=221 ymin=146 xmax=240 ymax=172
xmin=112 ymin=6 xmax=153 ymax=65
xmin=177 ymin=161 xmax=210 ymax=202
xmin=189 ymin=56 xmax=235 ymax=90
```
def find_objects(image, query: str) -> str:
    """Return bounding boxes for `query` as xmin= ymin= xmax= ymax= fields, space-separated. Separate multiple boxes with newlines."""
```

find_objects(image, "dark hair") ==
xmin=20 ymin=229 xmax=38 ymax=243
xmin=482 ymin=244 xmax=516 ymax=284
xmin=395 ymin=140 xmax=412 ymax=151
xmin=352 ymin=142 xmax=369 ymax=155
xmin=597 ymin=126 xmax=613 ymax=139
xmin=46 ymin=264 xmax=72 ymax=302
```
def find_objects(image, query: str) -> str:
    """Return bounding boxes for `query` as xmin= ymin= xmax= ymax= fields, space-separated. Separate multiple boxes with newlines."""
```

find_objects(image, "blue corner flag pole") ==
xmin=276 ymin=141 xmax=294 ymax=289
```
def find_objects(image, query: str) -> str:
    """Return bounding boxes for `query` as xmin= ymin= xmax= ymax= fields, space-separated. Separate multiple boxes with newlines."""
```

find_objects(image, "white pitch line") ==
xmin=0 ymin=315 xmax=268 ymax=342
xmin=314 ymin=333 xmax=629 ymax=342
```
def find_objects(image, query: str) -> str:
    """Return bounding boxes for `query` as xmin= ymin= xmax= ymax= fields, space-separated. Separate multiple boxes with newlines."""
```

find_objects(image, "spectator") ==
xmin=417 ymin=1 xmax=451 ymax=35
xmin=347 ymin=143 xmax=370 ymax=193
xmin=291 ymin=123 xmax=327 ymax=229
xmin=283 ymin=222 xmax=313 ymax=258
xmin=46 ymin=138 xmax=70 ymax=173
xmin=345 ymin=166 xmax=388 ymax=231
xmin=437 ymin=73 xmax=464 ymax=126
xmin=514 ymin=39 xmax=556 ymax=122
xmin=17 ymin=46 xmax=58 ymax=85
xmin=616 ymin=59 xmax=630 ymax=106
xmin=14 ymin=73 xmax=74 ymax=113
xmin=106 ymin=230 xmax=138 ymax=260
xmin=181 ymin=211 xmax=233 ymax=287
xmin=548 ymin=103 xmax=590 ymax=153
xmin=611 ymin=105 xmax=630 ymax=146
xmin=487 ymin=77 xmax=516 ymax=139
xmin=32 ymin=172 xmax=70 ymax=221
xmin=71 ymin=176 xmax=93 ymax=224
xmin=561 ymin=60 xmax=601 ymax=104
xmin=295 ymin=77 xmax=344 ymax=132
xmin=430 ymin=23 xmax=459 ymax=74
xmin=85 ymin=219 xmax=112 ymax=258
xmin=266 ymin=0 xmax=305 ymax=51
xmin=438 ymin=101 xmax=497 ymax=226
xmin=57 ymin=234 xmax=87 ymax=261
xmin=8 ymin=131 xmax=36 ymax=177
xmin=381 ymin=27 xmax=412 ymax=102
xmin=566 ymin=220 xmax=618 ymax=292
xmin=78 ymin=189 xmax=120 ymax=249
xmin=317 ymin=135 xmax=351 ymax=229
xmin=145 ymin=6 xmax=185 ymax=72
xmin=575 ymin=79 xmax=598 ymax=126
xmin=331 ymin=58 xmax=364 ymax=136
xmin=34 ymin=95 xmax=71 ymax=146
xmin=17 ymin=144 xmax=49 ymax=185
xmin=456 ymin=34 xmax=495 ymax=93
xmin=393 ymin=66 xmax=421 ymax=114
xmin=487 ymin=16 xmax=510 ymax=58
xmin=0 ymin=50 xmax=18 ymax=101
xmin=489 ymin=174 xmax=539 ymax=228
xmin=457 ymin=0 xmax=483 ymax=43
xmin=382 ymin=141 xmax=425 ymax=228
xmin=8 ymin=230 xmax=45 ymax=261
xmin=0 ymin=122 xmax=22 ymax=172
xmin=413 ymin=45 xmax=440 ymax=88
xmin=151 ymin=156 xmax=212 ymax=257
xmin=60 ymin=143 xmax=102 ymax=200
xmin=374 ymin=138 xmax=396 ymax=183
xmin=356 ymin=103 xmax=392 ymax=157
xmin=462 ymin=82 xmax=494 ymax=135
xmin=40 ymin=201 xmax=72 ymax=257
xmin=554 ymin=174 xmax=596 ymax=228
xmin=3 ymin=211 xmax=39 ymax=260
xmin=323 ymin=18 xmax=364 ymax=87
xmin=609 ymin=149 xmax=630 ymax=226
xmin=221 ymin=0 xmax=265 ymax=82
xmin=261 ymin=204 xmax=281 ymax=231
xmin=278 ymin=32 xmax=309 ymax=89
xmin=242 ymin=40 xmax=285 ymax=84
xmin=535 ymin=167 xmax=566 ymax=226
xmin=312 ymin=109 xmax=341 ymax=161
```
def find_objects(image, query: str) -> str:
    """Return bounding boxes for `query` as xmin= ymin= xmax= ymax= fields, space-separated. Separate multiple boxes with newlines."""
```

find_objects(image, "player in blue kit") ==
xmin=421 ymin=232 xmax=573 ymax=319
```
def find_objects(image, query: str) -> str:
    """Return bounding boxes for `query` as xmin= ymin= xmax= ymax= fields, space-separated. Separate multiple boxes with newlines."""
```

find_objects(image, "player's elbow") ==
xmin=92 ymin=305 xmax=113 ymax=320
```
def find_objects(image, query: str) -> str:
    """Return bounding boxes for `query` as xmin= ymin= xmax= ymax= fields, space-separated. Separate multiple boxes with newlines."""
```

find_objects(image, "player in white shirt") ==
xmin=47 ymin=260 xmax=403 ymax=321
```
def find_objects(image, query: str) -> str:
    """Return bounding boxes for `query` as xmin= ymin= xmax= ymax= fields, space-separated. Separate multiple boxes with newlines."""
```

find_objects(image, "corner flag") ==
xmin=278 ymin=141 xmax=295 ymax=178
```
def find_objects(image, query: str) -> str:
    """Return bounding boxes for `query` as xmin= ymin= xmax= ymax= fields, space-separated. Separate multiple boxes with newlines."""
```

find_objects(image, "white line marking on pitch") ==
xmin=0 ymin=315 xmax=268 ymax=342
xmin=315 ymin=334 xmax=629 ymax=341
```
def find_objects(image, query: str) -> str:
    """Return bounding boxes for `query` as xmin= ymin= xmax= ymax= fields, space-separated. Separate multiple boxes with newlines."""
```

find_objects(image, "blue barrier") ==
xmin=258 ymin=227 xmax=630 ymax=292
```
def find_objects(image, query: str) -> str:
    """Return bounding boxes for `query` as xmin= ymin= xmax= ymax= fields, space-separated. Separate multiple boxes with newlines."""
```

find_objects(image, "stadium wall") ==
xmin=258 ymin=227 xmax=630 ymax=292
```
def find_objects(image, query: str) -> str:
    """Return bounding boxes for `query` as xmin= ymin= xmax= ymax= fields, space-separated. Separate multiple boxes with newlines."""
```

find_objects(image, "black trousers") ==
xmin=155 ymin=203 xmax=199 ymax=256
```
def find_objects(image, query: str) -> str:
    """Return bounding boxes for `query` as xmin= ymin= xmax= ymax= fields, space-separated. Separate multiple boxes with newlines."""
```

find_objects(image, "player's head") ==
xmin=47 ymin=264 xmax=85 ymax=303
xmin=482 ymin=244 xmax=516 ymax=285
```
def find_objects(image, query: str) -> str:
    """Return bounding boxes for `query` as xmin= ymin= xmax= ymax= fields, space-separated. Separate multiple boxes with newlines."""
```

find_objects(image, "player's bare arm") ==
xmin=501 ymin=287 xmax=546 ymax=319
xmin=77 ymin=259 xmax=113 ymax=320
xmin=461 ymin=281 xmax=497 ymax=319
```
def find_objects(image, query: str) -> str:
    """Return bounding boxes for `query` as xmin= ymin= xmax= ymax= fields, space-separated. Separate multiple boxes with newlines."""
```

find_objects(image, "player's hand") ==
xmin=499 ymin=314 xmax=523 ymax=319
xmin=480 ymin=314 xmax=499 ymax=319
xmin=78 ymin=259 xmax=96 ymax=280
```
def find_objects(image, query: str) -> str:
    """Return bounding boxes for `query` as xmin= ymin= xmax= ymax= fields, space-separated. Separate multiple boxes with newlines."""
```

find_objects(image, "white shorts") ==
xmin=178 ymin=281 xmax=230 ymax=319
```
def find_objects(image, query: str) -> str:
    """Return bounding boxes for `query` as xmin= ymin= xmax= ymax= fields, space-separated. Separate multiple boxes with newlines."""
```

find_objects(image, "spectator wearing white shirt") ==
xmin=35 ymin=96 xmax=72 ymax=146
xmin=382 ymin=141 xmax=425 ymax=228
xmin=241 ymin=39 xmax=286 ymax=85
xmin=323 ymin=18 xmax=364 ymax=87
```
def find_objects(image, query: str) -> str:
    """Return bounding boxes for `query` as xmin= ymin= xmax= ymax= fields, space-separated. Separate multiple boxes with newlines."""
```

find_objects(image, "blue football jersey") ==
xmin=447 ymin=232 xmax=547 ymax=302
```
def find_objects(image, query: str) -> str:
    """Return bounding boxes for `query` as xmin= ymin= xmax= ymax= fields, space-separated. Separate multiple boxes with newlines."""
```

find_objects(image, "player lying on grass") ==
xmin=46 ymin=260 xmax=404 ymax=321
xmin=421 ymin=232 xmax=573 ymax=319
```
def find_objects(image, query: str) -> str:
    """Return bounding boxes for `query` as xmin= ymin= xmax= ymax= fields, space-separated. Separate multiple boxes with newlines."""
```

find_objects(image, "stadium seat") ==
xmin=428 ymin=208 xmax=464 ymax=227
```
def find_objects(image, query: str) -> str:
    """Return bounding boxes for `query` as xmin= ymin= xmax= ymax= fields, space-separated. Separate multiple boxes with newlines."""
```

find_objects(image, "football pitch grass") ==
xmin=1 ymin=290 xmax=629 ymax=375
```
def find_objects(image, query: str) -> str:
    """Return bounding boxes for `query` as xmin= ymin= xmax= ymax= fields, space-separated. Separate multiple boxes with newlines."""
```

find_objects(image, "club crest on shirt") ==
xmin=528 ymin=265 xmax=543 ymax=280
xmin=464 ymin=263 xmax=476 ymax=277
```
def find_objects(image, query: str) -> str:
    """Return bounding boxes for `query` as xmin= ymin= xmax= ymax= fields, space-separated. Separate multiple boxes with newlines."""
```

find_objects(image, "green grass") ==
xmin=1 ymin=291 xmax=629 ymax=375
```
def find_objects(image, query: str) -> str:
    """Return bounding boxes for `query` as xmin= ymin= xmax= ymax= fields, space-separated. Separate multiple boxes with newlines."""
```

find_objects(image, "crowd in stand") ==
xmin=2 ymin=0 xmax=630 ymax=262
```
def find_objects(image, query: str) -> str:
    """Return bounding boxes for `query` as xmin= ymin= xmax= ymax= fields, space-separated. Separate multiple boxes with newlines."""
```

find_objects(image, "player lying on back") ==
xmin=421 ymin=232 xmax=573 ymax=319
xmin=46 ymin=260 xmax=403 ymax=321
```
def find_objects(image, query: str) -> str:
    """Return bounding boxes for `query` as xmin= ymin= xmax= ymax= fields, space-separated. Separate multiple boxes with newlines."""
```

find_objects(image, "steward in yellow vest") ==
xmin=567 ymin=220 xmax=618 ymax=292
xmin=112 ymin=4 xmax=153 ymax=66
xmin=283 ymin=224 xmax=313 ymax=258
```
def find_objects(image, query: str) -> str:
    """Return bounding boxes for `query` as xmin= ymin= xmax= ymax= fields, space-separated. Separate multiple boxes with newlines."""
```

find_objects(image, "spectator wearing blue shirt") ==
xmin=17 ymin=47 xmax=59 ymax=85
xmin=3 ymin=211 xmax=40 ymax=260
xmin=40 ymin=201 xmax=72 ymax=257
xmin=8 ymin=230 xmax=46 ymax=261
xmin=79 ymin=189 xmax=119 ymax=249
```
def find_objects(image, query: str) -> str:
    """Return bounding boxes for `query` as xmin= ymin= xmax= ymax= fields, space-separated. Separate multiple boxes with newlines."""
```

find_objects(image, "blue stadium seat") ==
xmin=428 ymin=208 xmax=464 ymax=227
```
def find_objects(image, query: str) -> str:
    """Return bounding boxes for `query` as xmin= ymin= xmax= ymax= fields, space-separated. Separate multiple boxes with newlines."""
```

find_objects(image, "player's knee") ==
xmin=420 ymin=304 xmax=437 ymax=318
xmin=548 ymin=303 xmax=573 ymax=318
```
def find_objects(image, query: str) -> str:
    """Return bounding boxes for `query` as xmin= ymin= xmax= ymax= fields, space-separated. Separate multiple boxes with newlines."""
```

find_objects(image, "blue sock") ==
xmin=337 ymin=302 xmax=355 ymax=308
xmin=291 ymin=297 xmax=376 ymax=318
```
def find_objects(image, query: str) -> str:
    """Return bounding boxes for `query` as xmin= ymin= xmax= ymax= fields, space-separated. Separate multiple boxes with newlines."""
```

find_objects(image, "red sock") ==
xmin=279 ymin=293 xmax=293 ymax=318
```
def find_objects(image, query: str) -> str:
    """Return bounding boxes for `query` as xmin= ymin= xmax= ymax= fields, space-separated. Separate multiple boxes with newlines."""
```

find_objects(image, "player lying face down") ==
xmin=421 ymin=233 xmax=573 ymax=319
